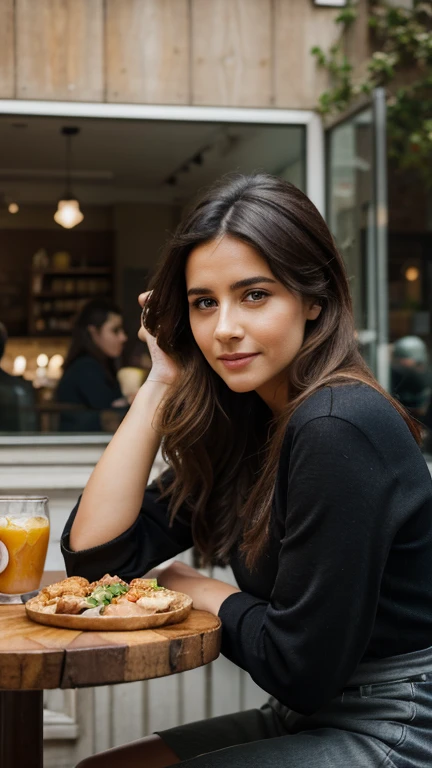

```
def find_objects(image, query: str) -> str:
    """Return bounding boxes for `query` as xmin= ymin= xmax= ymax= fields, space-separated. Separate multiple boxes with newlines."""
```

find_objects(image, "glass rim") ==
xmin=0 ymin=495 xmax=48 ymax=502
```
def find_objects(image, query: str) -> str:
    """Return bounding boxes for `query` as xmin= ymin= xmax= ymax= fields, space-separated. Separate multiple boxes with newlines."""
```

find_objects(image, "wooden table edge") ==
xmin=0 ymin=607 xmax=222 ymax=691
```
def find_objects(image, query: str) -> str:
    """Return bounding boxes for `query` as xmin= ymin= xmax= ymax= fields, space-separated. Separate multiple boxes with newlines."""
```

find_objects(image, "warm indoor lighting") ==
xmin=12 ymin=355 xmax=26 ymax=375
xmin=54 ymin=126 xmax=84 ymax=229
xmin=36 ymin=353 xmax=49 ymax=368
xmin=8 ymin=202 xmax=19 ymax=214
xmin=405 ymin=266 xmax=420 ymax=282
xmin=54 ymin=199 xmax=84 ymax=229
xmin=47 ymin=354 xmax=64 ymax=375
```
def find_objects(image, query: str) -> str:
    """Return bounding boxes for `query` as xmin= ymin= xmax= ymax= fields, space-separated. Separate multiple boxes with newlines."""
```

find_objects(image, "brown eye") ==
xmin=193 ymin=298 xmax=217 ymax=310
xmin=245 ymin=290 xmax=268 ymax=302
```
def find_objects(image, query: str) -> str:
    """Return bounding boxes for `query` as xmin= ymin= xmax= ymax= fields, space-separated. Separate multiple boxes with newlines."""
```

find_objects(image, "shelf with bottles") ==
xmin=29 ymin=263 xmax=113 ymax=336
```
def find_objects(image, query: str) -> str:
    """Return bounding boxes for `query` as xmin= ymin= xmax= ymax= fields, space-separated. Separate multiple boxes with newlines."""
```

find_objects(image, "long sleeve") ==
xmin=73 ymin=358 xmax=121 ymax=410
xmin=61 ymin=473 xmax=194 ymax=582
xmin=218 ymin=415 xmax=404 ymax=715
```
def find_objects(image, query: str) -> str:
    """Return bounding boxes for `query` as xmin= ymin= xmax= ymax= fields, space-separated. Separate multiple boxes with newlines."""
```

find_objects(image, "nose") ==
xmin=213 ymin=305 xmax=244 ymax=343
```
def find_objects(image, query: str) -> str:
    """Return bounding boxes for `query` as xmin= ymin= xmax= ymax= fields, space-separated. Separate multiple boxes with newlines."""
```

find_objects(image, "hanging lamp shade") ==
xmin=54 ymin=126 xmax=84 ymax=229
xmin=54 ymin=199 xmax=84 ymax=229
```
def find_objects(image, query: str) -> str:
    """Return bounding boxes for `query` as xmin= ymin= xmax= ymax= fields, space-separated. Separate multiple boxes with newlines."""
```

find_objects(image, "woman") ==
xmin=63 ymin=174 xmax=432 ymax=767
xmin=56 ymin=297 xmax=128 ymax=431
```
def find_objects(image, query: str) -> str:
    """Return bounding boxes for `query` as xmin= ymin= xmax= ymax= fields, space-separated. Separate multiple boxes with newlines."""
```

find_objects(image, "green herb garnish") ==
xmin=85 ymin=582 xmax=129 ymax=608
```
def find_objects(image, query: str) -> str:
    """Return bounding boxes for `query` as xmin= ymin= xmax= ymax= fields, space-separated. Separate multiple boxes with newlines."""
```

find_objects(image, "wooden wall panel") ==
xmin=16 ymin=0 xmax=104 ymax=101
xmin=274 ymin=0 xmax=339 ymax=109
xmin=105 ymin=0 xmax=189 ymax=104
xmin=0 ymin=0 xmax=14 ymax=98
xmin=192 ymin=0 xmax=273 ymax=107
xmin=344 ymin=0 xmax=372 ymax=81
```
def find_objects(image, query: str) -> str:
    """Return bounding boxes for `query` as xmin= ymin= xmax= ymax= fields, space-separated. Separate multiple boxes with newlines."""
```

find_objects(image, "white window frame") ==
xmin=0 ymin=100 xmax=324 ymax=445
xmin=314 ymin=0 xmax=347 ymax=6
xmin=0 ymin=100 xmax=324 ymax=215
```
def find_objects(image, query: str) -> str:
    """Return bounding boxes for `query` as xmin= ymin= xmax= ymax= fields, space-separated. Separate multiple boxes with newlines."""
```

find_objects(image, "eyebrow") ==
xmin=187 ymin=275 xmax=277 ymax=297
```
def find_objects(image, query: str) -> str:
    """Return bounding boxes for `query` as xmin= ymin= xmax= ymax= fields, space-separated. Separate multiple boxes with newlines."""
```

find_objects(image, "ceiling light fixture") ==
xmin=405 ymin=266 xmax=420 ymax=282
xmin=54 ymin=127 xmax=84 ymax=229
xmin=8 ymin=202 xmax=19 ymax=214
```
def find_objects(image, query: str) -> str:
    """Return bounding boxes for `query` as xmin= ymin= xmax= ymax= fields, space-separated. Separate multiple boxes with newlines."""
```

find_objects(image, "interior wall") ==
xmin=0 ymin=205 xmax=112 ymax=230
xmin=388 ymin=166 xmax=431 ymax=233
xmin=113 ymin=202 xmax=181 ymax=354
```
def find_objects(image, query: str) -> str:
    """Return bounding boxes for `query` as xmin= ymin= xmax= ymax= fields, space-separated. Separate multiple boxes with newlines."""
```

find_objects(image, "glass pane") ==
xmin=327 ymin=108 xmax=377 ymax=373
xmin=0 ymin=118 xmax=305 ymax=436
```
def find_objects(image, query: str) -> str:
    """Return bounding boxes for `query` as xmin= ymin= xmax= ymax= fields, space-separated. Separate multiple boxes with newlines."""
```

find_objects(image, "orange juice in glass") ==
xmin=0 ymin=497 xmax=50 ymax=603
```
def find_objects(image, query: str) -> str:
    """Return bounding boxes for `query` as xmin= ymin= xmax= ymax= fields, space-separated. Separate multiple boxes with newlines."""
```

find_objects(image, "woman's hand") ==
xmin=137 ymin=291 xmax=180 ymax=386
xmin=146 ymin=560 xmax=240 ymax=616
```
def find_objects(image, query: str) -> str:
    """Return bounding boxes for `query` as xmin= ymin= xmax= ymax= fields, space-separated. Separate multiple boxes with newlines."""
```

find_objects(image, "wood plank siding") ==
xmin=191 ymin=0 xmax=273 ymax=107
xmin=106 ymin=0 xmax=190 ymax=104
xmin=0 ymin=1 xmax=368 ymax=110
xmin=16 ymin=0 xmax=104 ymax=102
xmin=274 ymin=0 xmax=339 ymax=108
xmin=0 ymin=0 xmax=14 ymax=98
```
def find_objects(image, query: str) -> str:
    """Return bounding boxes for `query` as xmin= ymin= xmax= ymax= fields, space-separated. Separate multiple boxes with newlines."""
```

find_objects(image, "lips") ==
xmin=218 ymin=353 xmax=260 ymax=370
xmin=218 ymin=353 xmax=258 ymax=361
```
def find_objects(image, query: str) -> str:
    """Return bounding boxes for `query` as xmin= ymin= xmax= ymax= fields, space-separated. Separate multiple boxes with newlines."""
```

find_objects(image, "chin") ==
xmin=225 ymin=382 xmax=257 ymax=393
xmin=217 ymin=375 xmax=261 ymax=394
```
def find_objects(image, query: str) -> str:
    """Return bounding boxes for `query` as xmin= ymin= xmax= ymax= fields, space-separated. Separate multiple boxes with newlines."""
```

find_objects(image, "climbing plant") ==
xmin=311 ymin=1 xmax=432 ymax=183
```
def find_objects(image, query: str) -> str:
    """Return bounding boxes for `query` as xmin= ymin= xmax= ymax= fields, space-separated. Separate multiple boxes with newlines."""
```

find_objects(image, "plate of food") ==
xmin=25 ymin=574 xmax=193 ymax=630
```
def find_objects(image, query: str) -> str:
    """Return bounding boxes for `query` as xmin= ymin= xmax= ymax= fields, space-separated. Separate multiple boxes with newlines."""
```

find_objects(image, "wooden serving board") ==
xmin=25 ymin=594 xmax=192 ymax=631
xmin=0 ymin=605 xmax=221 ymax=690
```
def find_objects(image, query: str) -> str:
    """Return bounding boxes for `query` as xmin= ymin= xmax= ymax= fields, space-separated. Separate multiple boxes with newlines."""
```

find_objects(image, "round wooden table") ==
xmin=0 ymin=604 xmax=221 ymax=768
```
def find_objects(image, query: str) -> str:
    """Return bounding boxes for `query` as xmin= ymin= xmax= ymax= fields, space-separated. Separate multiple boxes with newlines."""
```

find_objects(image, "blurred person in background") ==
xmin=56 ymin=298 xmax=128 ymax=432
xmin=0 ymin=322 xmax=36 ymax=431
xmin=390 ymin=335 xmax=431 ymax=422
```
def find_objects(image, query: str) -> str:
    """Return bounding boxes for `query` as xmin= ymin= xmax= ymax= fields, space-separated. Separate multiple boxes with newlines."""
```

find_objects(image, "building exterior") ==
xmin=0 ymin=3 xmax=414 ymax=766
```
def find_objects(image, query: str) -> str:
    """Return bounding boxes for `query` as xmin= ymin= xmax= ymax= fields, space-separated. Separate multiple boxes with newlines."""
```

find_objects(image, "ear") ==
xmin=306 ymin=302 xmax=322 ymax=321
xmin=87 ymin=324 xmax=99 ymax=342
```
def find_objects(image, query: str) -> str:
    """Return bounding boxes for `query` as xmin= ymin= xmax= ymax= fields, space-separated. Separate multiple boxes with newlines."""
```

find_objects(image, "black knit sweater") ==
xmin=61 ymin=384 xmax=432 ymax=714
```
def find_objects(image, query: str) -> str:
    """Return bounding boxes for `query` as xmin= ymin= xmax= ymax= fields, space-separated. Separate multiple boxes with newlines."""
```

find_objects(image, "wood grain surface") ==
xmin=0 ymin=0 xmax=347 ymax=108
xmin=105 ymin=0 xmax=190 ymax=104
xmin=0 ymin=0 xmax=14 ymax=98
xmin=274 ymin=0 xmax=339 ymax=109
xmin=191 ymin=0 xmax=273 ymax=107
xmin=16 ymin=0 xmax=104 ymax=101
xmin=0 ymin=605 xmax=221 ymax=691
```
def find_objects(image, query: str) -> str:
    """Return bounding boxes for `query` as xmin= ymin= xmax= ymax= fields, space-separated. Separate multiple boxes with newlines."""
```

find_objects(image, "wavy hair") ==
xmin=62 ymin=298 xmax=122 ymax=384
xmin=144 ymin=173 xmax=421 ymax=569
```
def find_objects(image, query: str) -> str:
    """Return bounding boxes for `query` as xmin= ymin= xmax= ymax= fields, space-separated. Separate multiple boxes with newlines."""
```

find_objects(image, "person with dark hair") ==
xmin=56 ymin=298 xmax=128 ymax=431
xmin=391 ymin=335 xmax=431 ymax=420
xmin=0 ymin=322 xmax=37 ymax=431
xmin=64 ymin=174 xmax=432 ymax=767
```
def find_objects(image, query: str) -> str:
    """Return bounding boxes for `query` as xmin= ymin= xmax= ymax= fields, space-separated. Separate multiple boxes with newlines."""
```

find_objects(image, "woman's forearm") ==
xmin=149 ymin=561 xmax=240 ymax=615
xmin=69 ymin=379 xmax=170 ymax=552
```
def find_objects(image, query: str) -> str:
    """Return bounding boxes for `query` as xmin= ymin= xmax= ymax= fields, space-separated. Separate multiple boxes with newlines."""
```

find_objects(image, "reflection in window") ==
xmin=0 ymin=117 xmax=306 ymax=435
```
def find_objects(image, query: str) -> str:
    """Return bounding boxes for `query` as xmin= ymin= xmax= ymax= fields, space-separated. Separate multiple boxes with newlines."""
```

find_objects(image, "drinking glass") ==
xmin=0 ymin=496 xmax=50 ymax=604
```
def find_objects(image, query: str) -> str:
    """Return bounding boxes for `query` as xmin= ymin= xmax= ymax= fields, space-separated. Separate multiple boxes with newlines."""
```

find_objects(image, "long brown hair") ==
xmin=144 ymin=173 xmax=421 ymax=569
xmin=63 ymin=298 xmax=122 ymax=384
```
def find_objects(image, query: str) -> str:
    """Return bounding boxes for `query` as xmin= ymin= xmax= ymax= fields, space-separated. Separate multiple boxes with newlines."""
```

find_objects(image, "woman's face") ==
xmin=88 ymin=313 xmax=127 ymax=358
xmin=186 ymin=236 xmax=321 ymax=413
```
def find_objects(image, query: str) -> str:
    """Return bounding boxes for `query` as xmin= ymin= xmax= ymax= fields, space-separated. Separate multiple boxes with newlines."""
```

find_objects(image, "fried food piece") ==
xmin=126 ymin=588 xmax=147 ymax=602
xmin=129 ymin=578 xmax=159 ymax=589
xmin=89 ymin=574 xmax=128 ymax=590
xmin=39 ymin=576 xmax=90 ymax=601
xmin=136 ymin=592 xmax=176 ymax=613
xmin=55 ymin=595 xmax=88 ymax=615
xmin=126 ymin=578 xmax=161 ymax=602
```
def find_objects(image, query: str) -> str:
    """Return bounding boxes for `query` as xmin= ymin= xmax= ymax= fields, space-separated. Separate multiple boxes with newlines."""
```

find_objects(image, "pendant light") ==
xmin=54 ymin=126 xmax=84 ymax=229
